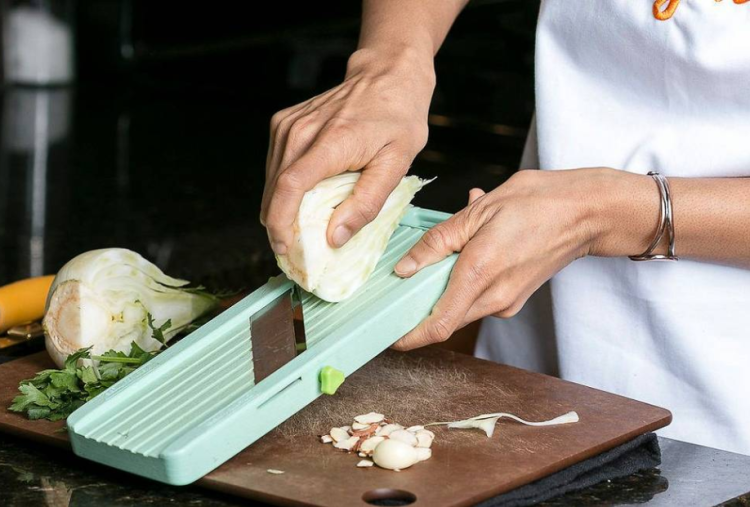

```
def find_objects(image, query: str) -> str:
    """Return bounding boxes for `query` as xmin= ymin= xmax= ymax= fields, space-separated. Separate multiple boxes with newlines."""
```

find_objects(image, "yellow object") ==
xmin=0 ymin=275 xmax=55 ymax=333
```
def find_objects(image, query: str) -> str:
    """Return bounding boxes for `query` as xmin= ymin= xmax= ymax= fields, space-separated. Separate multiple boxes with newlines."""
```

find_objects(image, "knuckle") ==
xmin=421 ymin=226 xmax=452 ymax=255
xmin=374 ymin=144 xmax=411 ymax=171
xmin=369 ymin=153 xmax=411 ymax=181
xmin=496 ymin=301 xmax=522 ymax=319
xmin=352 ymin=198 xmax=381 ymax=224
xmin=492 ymin=292 xmax=517 ymax=316
xmin=276 ymin=170 xmax=303 ymax=193
xmin=496 ymin=307 xmax=520 ymax=319
xmin=270 ymin=106 xmax=296 ymax=131
xmin=287 ymin=115 xmax=319 ymax=147
xmin=272 ymin=115 xmax=296 ymax=152
xmin=462 ymin=202 xmax=488 ymax=229
xmin=430 ymin=317 xmax=453 ymax=343
xmin=277 ymin=113 xmax=295 ymax=134
xmin=391 ymin=341 xmax=408 ymax=352
xmin=325 ymin=116 xmax=357 ymax=138
xmin=270 ymin=111 xmax=285 ymax=131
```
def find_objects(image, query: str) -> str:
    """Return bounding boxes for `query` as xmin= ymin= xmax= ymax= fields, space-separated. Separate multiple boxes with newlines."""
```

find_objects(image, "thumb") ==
xmin=468 ymin=188 xmax=486 ymax=204
xmin=394 ymin=208 xmax=480 ymax=278
xmin=265 ymin=130 xmax=359 ymax=253
xmin=327 ymin=145 xmax=411 ymax=248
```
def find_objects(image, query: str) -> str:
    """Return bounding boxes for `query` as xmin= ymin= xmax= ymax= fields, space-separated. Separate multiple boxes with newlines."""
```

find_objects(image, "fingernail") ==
xmin=394 ymin=256 xmax=417 ymax=276
xmin=332 ymin=225 xmax=352 ymax=248
xmin=272 ymin=241 xmax=287 ymax=255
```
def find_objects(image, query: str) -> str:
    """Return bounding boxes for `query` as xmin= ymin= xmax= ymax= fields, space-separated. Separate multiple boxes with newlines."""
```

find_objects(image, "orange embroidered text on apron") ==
xmin=654 ymin=0 xmax=749 ymax=21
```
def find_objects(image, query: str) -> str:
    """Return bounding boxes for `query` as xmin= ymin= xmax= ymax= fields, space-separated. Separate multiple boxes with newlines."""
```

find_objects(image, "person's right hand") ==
xmin=261 ymin=47 xmax=436 ymax=254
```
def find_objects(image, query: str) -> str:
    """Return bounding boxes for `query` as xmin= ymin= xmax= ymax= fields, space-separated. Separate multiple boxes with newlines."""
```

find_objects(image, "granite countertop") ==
xmin=1 ymin=1 xmax=749 ymax=505
xmin=2 ymin=430 xmax=750 ymax=507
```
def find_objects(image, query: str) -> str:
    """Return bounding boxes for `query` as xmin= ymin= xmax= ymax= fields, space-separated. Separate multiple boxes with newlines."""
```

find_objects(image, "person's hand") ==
xmin=261 ymin=48 xmax=436 ymax=254
xmin=391 ymin=168 xmax=658 ymax=350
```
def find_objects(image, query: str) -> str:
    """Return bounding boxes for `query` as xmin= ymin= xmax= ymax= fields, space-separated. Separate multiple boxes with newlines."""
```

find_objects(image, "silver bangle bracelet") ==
xmin=629 ymin=171 xmax=678 ymax=262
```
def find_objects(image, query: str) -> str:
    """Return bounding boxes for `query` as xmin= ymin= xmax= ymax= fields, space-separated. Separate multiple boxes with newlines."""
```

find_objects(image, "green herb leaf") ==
xmin=50 ymin=371 xmax=81 ymax=393
xmin=10 ymin=384 xmax=51 ymax=412
xmin=25 ymin=369 xmax=56 ymax=388
xmin=41 ymin=384 xmax=65 ymax=401
xmin=8 ymin=340 xmax=165 ymax=422
xmin=147 ymin=313 xmax=172 ymax=345
xmin=27 ymin=406 xmax=52 ymax=420
xmin=84 ymin=383 xmax=108 ymax=400
xmin=91 ymin=355 xmax=143 ymax=365
xmin=129 ymin=341 xmax=147 ymax=358
xmin=119 ymin=366 xmax=136 ymax=377
xmin=97 ymin=349 xmax=128 ymax=359
xmin=79 ymin=366 xmax=99 ymax=385
xmin=64 ymin=347 xmax=92 ymax=371
xmin=98 ymin=361 xmax=123 ymax=381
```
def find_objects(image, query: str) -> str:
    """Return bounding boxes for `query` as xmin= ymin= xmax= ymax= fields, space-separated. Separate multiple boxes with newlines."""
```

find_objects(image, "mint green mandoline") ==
xmin=66 ymin=207 xmax=457 ymax=486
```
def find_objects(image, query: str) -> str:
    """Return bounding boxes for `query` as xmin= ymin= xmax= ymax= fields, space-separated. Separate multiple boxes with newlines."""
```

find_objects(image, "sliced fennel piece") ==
xmin=43 ymin=248 xmax=219 ymax=368
xmin=276 ymin=172 xmax=431 ymax=302
xmin=444 ymin=417 xmax=502 ymax=438
xmin=426 ymin=411 xmax=579 ymax=437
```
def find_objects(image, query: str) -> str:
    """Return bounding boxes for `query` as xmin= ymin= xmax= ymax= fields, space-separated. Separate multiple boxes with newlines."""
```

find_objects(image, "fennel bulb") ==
xmin=43 ymin=248 xmax=218 ymax=368
xmin=276 ymin=172 xmax=430 ymax=302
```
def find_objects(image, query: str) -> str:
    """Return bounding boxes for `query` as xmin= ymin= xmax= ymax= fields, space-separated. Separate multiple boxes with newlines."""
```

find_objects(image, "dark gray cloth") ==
xmin=477 ymin=432 xmax=662 ymax=507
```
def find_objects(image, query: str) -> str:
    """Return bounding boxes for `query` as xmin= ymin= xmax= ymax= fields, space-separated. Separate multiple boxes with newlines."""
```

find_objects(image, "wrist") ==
xmin=586 ymin=168 xmax=665 ymax=258
xmin=346 ymin=45 xmax=436 ymax=87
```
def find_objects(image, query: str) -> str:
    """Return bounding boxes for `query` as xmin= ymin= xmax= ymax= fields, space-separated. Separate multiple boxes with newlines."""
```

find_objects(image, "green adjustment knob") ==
xmin=320 ymin=366 xmax=345 ymax=395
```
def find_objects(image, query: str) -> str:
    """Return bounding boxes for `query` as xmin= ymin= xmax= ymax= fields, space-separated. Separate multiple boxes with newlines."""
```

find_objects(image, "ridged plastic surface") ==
xmin=67 ymin=207 xmax=455 ymax=485
xmin=301 ymin=225 xmax=426 ymax=345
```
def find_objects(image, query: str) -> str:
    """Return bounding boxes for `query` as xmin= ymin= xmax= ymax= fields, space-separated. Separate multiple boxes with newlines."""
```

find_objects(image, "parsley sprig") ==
xmin=8 ymin=316 xmax=171 ymax=422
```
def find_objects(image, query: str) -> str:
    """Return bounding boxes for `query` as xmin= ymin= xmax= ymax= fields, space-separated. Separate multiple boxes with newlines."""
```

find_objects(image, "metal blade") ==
xmin=250 ymin=287 xmax=307 ymax=384
xmin=0 ymin=322 xmax=45 ymax=349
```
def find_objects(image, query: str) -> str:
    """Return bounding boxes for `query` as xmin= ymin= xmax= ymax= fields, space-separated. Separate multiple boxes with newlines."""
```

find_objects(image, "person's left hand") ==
xmin=391 ymin=167 xmax=656 ymax=350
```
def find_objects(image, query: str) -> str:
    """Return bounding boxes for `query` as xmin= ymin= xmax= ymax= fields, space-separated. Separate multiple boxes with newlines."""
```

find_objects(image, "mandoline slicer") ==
xmin=66 ymin=207 xmax=457 ymax=485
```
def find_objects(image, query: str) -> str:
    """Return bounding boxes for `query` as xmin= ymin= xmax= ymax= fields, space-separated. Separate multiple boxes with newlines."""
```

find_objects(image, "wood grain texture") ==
xmin=0 ymin=349 xmax=671 ymax=507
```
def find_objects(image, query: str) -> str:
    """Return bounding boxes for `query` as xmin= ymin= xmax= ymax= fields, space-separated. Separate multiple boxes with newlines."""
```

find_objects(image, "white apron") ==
xmin=476 ymin=0 xmax=750 ymax=455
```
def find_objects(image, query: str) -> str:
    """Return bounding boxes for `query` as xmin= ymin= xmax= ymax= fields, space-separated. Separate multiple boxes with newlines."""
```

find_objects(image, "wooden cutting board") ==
xmin=0 ymin=348 xmax=671 ymax=507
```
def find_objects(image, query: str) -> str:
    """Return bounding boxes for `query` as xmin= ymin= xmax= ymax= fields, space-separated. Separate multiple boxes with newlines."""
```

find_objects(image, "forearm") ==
xmin=591 ymin=170 xmax=750 ymax=268
xmin=359 ymin=0 xmax=468 ymax=56
xmin=348 ymin=0 xmax=468 ymax=79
